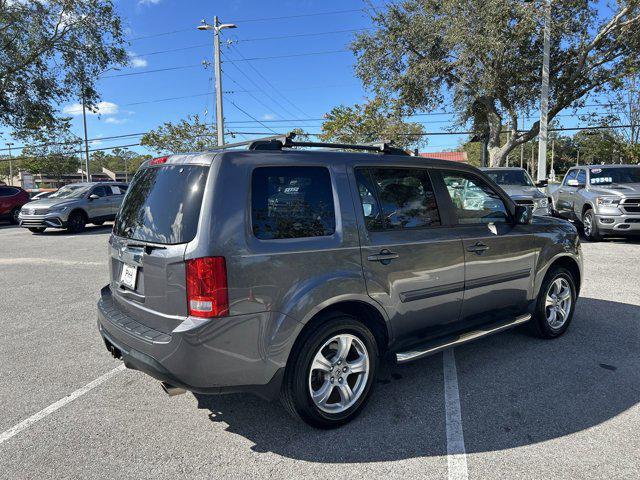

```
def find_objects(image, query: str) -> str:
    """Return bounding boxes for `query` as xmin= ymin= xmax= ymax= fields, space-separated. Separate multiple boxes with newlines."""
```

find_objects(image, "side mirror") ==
xmin=566 ymin=179 xmax=584 ymax=188
xmin=535 ymin=180 xmax=548 ymax=188
xmin=515 ymin=204 xmax=533 ymax=225
xmin=89 ymin=194 xmax=99 ymax=200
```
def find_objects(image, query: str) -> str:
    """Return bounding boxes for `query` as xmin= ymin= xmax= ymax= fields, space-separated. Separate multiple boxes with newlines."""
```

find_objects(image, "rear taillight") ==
xmin=186 ymin=257 xmax=229 ymax=318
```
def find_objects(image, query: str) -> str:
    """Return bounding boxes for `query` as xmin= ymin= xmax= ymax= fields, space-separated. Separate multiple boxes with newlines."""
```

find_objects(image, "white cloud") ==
xmin=262 ymin=113 xmax=276 ymax=120
xmin=62 ymin=101 xmax=119 ymax=116
xmin=128 ymin=51 xmax=148 ymax=68
xmin=138 ymin=0 xmax=161 ymax=5
xmin=105 ymin=117 xmax=128 ymax=125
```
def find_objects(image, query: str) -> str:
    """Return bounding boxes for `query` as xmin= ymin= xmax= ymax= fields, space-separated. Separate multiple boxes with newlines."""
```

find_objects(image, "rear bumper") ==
xmin=595 ymin=214 xmax=640 ymax=234
xmin=97 ymin=285 xmax=298 ymax=400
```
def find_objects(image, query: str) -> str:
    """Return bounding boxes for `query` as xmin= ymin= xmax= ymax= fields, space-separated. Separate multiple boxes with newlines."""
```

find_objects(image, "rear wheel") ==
xmin=281 ymin=314 xmax=379 ymax=429
xmin=582 ymin=209 xmax=601 ymax=241
xmin=9 ymin=207 xmax=20 ymax=224
xmin=28 ymin=227 xmax=46 ymax=233
xmin=529 ymin=267 xmax=577 ymax=338
xmin=67 ymin=211 xmax=86 ymax=233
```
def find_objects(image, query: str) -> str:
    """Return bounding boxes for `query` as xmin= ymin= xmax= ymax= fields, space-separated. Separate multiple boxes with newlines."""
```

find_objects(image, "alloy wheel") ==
xmin=545 ymin=277 xmax=572 ymax=329
xmin=583 ymin=213 xmax=593 ymax=237
xmin=308 ymin=334 xmax=370 ymax=414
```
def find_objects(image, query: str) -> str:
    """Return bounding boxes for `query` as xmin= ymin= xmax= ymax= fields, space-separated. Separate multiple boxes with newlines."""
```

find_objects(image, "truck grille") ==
xmin=620 ymin=198 xmax=640 ymax=214
xmin=22 ymin=207 xmax=49 ymax=216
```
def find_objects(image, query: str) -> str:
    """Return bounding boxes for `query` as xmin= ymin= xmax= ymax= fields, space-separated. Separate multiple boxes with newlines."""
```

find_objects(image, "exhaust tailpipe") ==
xmin=161 ymin=381 xmax=186 ymax=397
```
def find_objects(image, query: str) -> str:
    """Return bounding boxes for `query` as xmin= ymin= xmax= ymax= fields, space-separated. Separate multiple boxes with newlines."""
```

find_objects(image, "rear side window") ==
xmin=355 ymin=167 xmax=441 ymax=230
xmin=114 ymin=165 xmax=209 ymax=244
xmin=251 ymin=166 xmax=336 ymax=240
xmin=0 ymin=187 xmax=18 ymax=196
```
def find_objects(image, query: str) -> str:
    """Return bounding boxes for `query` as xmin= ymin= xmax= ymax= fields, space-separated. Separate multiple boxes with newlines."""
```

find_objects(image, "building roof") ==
xmin=418 ymin=151 xmax=468 ymax=162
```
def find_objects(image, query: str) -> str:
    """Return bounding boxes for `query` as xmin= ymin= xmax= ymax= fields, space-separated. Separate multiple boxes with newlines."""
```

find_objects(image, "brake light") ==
xmin=186 ymin=257 xmax=229 ymax=318
xmin=150 ymin=156 xmax=169 ymax=166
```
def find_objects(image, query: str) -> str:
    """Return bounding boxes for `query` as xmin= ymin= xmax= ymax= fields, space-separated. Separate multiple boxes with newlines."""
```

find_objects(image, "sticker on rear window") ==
xmin=591 ymin=168 xmax=602 ymax=174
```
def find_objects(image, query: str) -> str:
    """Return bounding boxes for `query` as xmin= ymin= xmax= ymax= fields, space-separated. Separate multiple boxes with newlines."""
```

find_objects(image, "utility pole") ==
xmin=576 ymin=149 xmax=580 ymax=166
xmin=550 ymin=139 xmax=555 ymax=181
xmin=81 ymin=95 xmax=91 ymax=182
xmin=198 ymin=17 xmax=237 ymax=146
xmin=520 ymin=143 xmax=524 ymax=168
xmin=6 ymin=142 xmax=13 ymax=186
xmin=537 ymin=0 xmax=552 ymax=182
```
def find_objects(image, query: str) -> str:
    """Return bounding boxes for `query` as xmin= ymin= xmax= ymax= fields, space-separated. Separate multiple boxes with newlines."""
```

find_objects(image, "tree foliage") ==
xmin=0 ymin=0 xmax=127 ymax=136
xmin=353 ymin=0 xmax=640 ymax=166
xmin=140 ymin=115 xmax=218 ymax=154
xmin=18 ymin=121 xmax=81 ymax=179
xmin=320 ymin=98 xmax=425 ymax=149
xmin=90 ymin=148 xmax=148 ymax=176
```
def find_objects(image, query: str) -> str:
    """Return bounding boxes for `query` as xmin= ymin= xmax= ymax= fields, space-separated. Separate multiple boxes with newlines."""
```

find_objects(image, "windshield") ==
xmin=589 ymin=167 xmax=640 ymax=185
xmin=484 ymin=170 xmax=534 ymax=187
xmin=49 ymin=185 xmax=90 ymax=199
xmin=113 ymin=165 xmax=209 ymax=245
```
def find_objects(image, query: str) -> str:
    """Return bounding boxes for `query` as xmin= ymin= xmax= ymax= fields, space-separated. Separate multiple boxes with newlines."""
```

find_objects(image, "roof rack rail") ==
xmin=248 ymin=132 xmax=412 ymax=156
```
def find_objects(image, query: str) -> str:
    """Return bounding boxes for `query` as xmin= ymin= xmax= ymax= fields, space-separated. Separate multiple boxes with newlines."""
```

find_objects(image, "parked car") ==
xmin=19 ymin=181 xmax=128 ymax=233
xmin=481 ymin=167 xmax=550 ymax=216
xmin=0 ymin=185 xmax=30 ymax=224
xmin=551 ymin=164 xmax=640 ymax=241
xmin=97 ymin=135 xmax=582 ymax=428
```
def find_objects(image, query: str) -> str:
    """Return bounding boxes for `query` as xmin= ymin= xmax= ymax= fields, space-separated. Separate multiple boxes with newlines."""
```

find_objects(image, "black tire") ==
xmin=581 ymin=209 xmax=601 ymax=241
xmin=66 ymin=211 xmax=86 ymax=233
xmin=529 ymin=267 xmax=577 ymax=339
xmin=28 ymin=227 xmax=46 ymax=233
xmin=93 ymin=220 xmax=105 ymax=226
xmin=9 ymin=207 xmax=20 ymax=225
xmin=281 ymin=313 xmax=379 ymax=429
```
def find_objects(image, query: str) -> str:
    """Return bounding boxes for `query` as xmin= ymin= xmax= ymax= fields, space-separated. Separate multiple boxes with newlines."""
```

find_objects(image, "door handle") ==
xmin=467 ymin=242 xmax=489 ymax=254
xmin=367 ymin=249 xmax=399 ymax=265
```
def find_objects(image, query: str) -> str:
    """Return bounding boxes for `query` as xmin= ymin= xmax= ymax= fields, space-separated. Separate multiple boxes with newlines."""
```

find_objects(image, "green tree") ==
xmin=320 ymin=98 xmax=425 ymax=150
xmin=140 ymin=115 xmax=218 ymax=154
xmin=0 ymin=0 xmax=127 ymax=135
xmin=352 ymin=1 xmax=640 ymax=166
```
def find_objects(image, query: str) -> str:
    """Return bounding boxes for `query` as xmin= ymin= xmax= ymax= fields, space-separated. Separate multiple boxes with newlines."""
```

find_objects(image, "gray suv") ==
xmin=97 ymin=135 xmax=583 ymax=428
xmin=19 ymin=182 xmax=128 ymax=233
xmin=481 ymin=167 xmax=551 ymax=216
xmin=551 ymin=165 xmax=640 ymax=241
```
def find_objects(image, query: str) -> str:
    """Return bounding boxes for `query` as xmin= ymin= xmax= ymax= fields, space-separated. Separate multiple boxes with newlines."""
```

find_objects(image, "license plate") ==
xmin=119 ymin=263 xmax=138 ymax=290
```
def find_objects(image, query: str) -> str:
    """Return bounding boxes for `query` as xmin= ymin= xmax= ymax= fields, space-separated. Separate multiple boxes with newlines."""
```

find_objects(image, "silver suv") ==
xmin=97 ymin=135 xmax=583 ymax=428
xmin=481 ymin=167 xmax=550 ymax=216
xmin=19 ymin=181 xmax=128 ymax=233
xmin=551 ymin=165 xmax=640 ymax=241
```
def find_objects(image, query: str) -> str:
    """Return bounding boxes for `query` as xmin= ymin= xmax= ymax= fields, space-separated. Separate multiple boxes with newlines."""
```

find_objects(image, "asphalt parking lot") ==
xmin=0 ymin=223 xmax=639 ymax=480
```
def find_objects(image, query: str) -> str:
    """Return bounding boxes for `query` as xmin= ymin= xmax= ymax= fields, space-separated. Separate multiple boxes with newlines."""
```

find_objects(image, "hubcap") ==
xmin=308 ymin=333 xmax=369 ymax=414
xmin=545 ymin=277 xmax=572 ymax=329
xmin=583 ymin=214 xmax=592 ymax=236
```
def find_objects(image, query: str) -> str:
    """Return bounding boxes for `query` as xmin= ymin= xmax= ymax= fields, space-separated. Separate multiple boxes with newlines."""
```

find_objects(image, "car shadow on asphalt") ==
xmin=193 ymin=297 xmax=639 ymax=461
xmin=34 ymin=224 xmax=114 ymax=236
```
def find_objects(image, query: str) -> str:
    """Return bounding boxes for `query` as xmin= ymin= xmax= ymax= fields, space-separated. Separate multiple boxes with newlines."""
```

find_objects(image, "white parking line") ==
xmin=0 ymin=258 xmax=104 ymax=266
xmin=443 ymin=348 xmax=468 ymax=480
xmin=0 ymin=365 xmax=125 ymax=445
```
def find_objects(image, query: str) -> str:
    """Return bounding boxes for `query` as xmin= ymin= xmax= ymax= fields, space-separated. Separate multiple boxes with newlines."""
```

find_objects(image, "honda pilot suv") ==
xmin=97 ymin=134 xmax=583 ymax=428
xmin=551 ymin=164 xmax=640 ymax=241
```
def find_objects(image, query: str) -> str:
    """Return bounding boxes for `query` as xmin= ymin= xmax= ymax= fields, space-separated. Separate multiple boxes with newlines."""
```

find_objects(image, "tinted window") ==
xmin=92 ymin=186 xmax=109 ymax=197
xmin=114 ymin=165 xmax=209 ymax=245
xmin=356 ymin=168 xmax=441 ymax=229
xmin=443 ymin=172 xmax=509 ymax=224
xmin=576 ymin=170 xmax=586 ymax=185
xmin=484 ymin=169 xmax=534 ymax=187
xmin=563 ymin=170 xmax=578 ymax=185
xmin=252 ymin=166 xmax=335 ymax=240
xmin=0 ymin=187 xmax=18 ymax=197
xmin=589 ymin=166 xmax=640 ymax=185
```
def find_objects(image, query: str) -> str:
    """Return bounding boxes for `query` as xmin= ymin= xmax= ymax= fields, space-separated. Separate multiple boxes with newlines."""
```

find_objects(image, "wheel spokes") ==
xmin=346 ymin=354 xmax=367 ymax=374
xmin=337 ymin=382 xmax=354 ymax=405
xmin=311 ymin=353 xmax=332 ymax=373
xmin=334 ymin=335 xmax=352 ymax=362
xmin=311 ymin=380 xmax=334 ymax=407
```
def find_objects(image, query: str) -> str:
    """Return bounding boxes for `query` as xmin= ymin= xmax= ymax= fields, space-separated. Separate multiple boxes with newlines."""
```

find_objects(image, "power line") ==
xmin=223 ymin=49 xmax=350 ymax=63
xmin=102 ymin=64 xmax=202 ymax=78
xmin=235 ymin=27 xmax=371 ymax=42
xmin=227 ymin=101 xmax=278 ymax=134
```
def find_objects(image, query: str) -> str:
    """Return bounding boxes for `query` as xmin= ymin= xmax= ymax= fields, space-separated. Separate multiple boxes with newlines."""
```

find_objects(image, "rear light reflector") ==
xmin=186 ymin=257 xmax=229 ymax=318
xmin=150 ymin=156 xmax=169 ymax=165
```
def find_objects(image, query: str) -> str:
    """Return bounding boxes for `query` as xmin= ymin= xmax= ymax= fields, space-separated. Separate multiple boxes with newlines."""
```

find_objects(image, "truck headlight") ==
xmin=536 ymin=197 xmax=549 ymax=208
xmin=596 ymin=197 xmax=620 ymax=206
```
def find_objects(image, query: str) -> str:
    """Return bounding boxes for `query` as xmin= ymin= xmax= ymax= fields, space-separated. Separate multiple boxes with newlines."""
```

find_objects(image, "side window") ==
xmin=0 ymin=187 xmax=17 ymax=197
xmin=356 ymin=167 xmax=441 ymax=229
xmin=92 ymin=186 xmax=108 ymax=197
xmin=563 ymin=170 xmax=577 ymax=186
xmin=251 ymin=166 xmax=336 ymax=240
xmin=576 ymin=170 xmax=586 ymax=185
xmin=442 ymin=171 xmax=509 ymax=224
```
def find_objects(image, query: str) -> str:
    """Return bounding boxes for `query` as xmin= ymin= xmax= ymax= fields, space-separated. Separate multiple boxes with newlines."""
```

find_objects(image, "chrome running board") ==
xmin=395 ymin=313 xmax=532 ymax=364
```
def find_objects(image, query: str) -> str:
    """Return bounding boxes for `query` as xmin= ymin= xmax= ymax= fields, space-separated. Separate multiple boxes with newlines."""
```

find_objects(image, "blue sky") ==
xmin=2 ymin=0 xmax=618 ymax=157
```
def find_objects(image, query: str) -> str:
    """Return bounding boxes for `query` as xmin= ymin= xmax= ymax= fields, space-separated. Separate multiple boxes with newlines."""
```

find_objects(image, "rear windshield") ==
xmin=484 ymin=170 xmax=534 ymax=187
xmin=114 ymin=165 xmax=208 ymax=244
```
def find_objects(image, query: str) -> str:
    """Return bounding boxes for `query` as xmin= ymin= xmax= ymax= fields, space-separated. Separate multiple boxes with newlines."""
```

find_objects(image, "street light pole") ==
xmin=81 ymin=95 xmax=91 ymax=182
xmin=7 ymin=142 xmax=13 ymax=186
xmin=198 ymin=17 xmax=237 ymax=146
xmin=537 ymin=0 xmax=552 ymax=182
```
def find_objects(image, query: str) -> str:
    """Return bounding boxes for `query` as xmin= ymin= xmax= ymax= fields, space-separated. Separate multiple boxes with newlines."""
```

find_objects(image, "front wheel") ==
xmin=9 ymin=207 xmax=20 ymax=224
xmin=281 ymin=315 xmax=379 ymax=429
xmin=582 ymin=209 xmax=601 ymax=241
xmin=529 ymin=267 xmax=577 ymax=339
xmin=66 ymin=211 xmax=86 ymax=233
